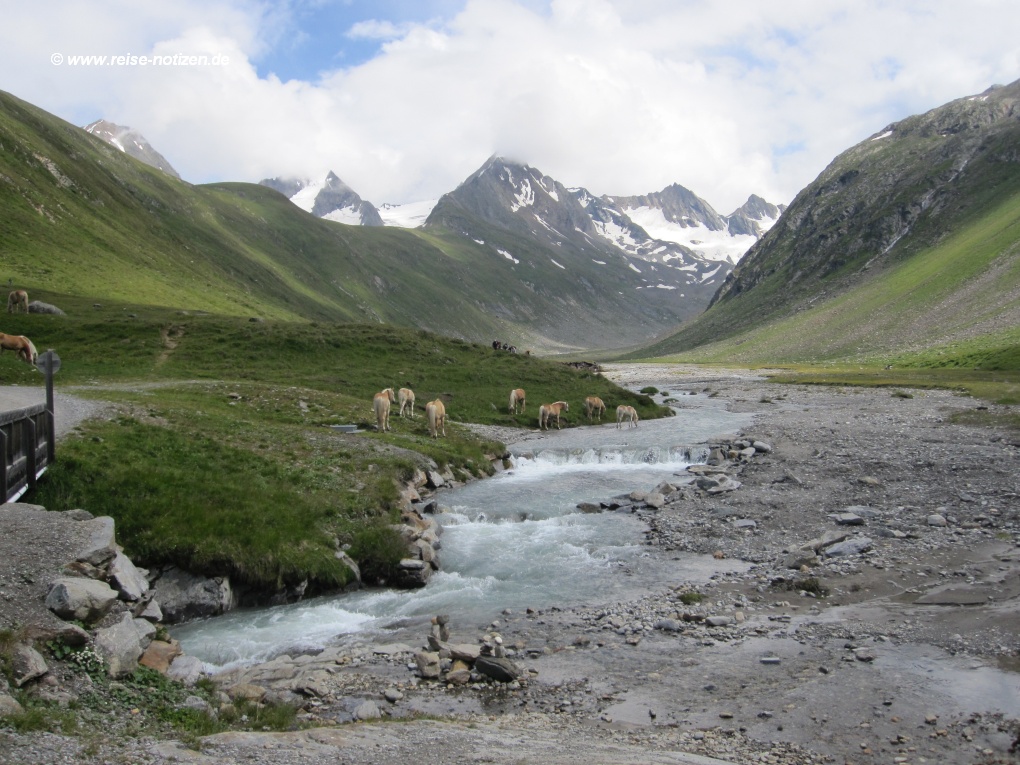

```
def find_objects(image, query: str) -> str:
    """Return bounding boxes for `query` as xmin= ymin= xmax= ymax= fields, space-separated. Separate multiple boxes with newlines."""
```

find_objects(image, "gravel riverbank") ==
xmin=2 ymin=365 xmax=1018 ymax=765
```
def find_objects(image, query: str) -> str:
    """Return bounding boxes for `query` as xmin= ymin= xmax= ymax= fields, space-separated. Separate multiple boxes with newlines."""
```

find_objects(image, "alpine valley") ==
xmin=0 ymin=88 xmax=780 ymax=354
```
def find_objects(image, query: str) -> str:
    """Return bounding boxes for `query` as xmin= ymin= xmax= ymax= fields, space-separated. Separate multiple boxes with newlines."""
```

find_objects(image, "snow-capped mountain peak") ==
xmin=82 ymin=119 xmax=180 ymax=179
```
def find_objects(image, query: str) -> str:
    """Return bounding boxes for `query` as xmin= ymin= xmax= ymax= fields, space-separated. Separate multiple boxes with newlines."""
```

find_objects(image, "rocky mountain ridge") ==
xmin=633 ymin=78 xmax=1020 ymax=361
xmin=82 ymin=119 xmax=181 ymax=179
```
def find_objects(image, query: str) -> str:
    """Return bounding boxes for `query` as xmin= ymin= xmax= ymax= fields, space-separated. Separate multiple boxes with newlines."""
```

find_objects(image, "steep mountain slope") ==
xmin=82 ymin=119 xmax=181 ymax=179
xmin=633 ymin=80 xmax=1020 ymax=364
xmin=0 ymin=90 xmax=715 ymax=351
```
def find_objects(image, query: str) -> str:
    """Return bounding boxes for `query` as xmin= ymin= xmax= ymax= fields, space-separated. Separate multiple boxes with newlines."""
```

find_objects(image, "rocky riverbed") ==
xmin=1 ymin=365 xmax=1018 ymax=765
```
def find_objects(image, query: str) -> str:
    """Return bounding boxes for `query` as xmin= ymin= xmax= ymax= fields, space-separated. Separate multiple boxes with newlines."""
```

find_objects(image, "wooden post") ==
xmin=43 ymin=350 xmax=56 ymax=462
xmin=0 ymin=429 xmax=8 ymax=502
xmin=25 ymin=418 xmax=37 ymax=490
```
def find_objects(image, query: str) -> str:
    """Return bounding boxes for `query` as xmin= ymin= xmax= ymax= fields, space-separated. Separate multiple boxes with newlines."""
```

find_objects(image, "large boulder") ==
xmin=151 ymin=568 xmax=236 ymax=624
xmin=28 ymin=300 xmax=65 ymax=315
xmin=45 ymin=577 xmax=119 ymax=622
xmin=108 ymin=551 xmax=150 ymax=601
xmin=94 ymin=612 xmax=144 ymax=678
xmin=76 ymin=516 xmax=118 ymax=567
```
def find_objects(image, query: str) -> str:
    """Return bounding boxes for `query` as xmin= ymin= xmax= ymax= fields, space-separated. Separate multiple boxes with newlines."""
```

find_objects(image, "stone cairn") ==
xmin=414 ymin=614 xmax=523 ymax=686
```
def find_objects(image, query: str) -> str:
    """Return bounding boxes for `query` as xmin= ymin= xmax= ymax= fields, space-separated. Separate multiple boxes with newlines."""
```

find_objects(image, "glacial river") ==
xmin=172 ymin=369 xmax=756 ymax=671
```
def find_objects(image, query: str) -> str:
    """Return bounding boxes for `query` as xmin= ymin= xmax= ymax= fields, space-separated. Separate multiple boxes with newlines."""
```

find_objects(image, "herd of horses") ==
xmin=370 ymin=386 xmax=638 ymax=437
xmin=1 ymin=289 xmax=38 ymax=366
xmin=373 ymin=387 xmax=446 ymax=438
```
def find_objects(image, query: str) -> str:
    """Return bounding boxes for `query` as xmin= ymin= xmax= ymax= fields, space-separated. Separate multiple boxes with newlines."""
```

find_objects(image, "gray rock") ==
xmin=415 ymin=651 xmax=441 ymax=679
xmin=45 ymin=577 xmax=119 ymax=622
xmin=0 ymin=693 xmax=24 ymax=715
xmin=135 ymin=598 xmax=164 ymax=622
xmin=833 ymin=513 xmax=865 ymax=526
xmin=705 ymin=616 xmax=734 ymax=627
xmin=181 ymin=695 xmax=213 ymax=714
xmin=28 ymin=300 xmax=66 ymax=315
xmin=76 ymin=516 xmax=118 ymax=567
xmin=734 ymin=519 xmax=757 ymax=529
xmin=644 ymin=492 xmax=666 ymax=509
xmin=167 ymin=655 xmax=206 ymax=685
xmin=12 ymin=644 xmax=49 ymax=687
xmin=474 ymin=655 xmax=521 ymax=683
xmin=354 ymin=700 xmax=382 ymax=720
xmin=576 ymin=502 xmax=602 ymax=514
xmin=752 ymin=441 xmax=772 ymax=453
xmin=151 ymin=568 xmax=236 ymax=623
xmin=108 ymin=551 xmax=149 ymax=601
xmin=927 ymin=514 xmax=948 ymax=527
xmin=94 ymin=613 xmax=144 ymax=678
xmin=132 ymin=617 xmax=157 ymax=650
xmin=823 ymin=537 xmax=873 ymax=558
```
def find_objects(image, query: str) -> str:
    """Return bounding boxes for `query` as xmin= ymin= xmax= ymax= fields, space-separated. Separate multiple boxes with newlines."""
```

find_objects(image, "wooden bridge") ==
xmin=1 ymin=350 xmax=58 ymax=503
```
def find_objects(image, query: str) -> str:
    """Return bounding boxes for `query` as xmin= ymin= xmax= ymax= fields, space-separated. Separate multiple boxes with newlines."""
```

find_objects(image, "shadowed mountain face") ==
xmin=633 ymin=79 xmax=1020 ymax=363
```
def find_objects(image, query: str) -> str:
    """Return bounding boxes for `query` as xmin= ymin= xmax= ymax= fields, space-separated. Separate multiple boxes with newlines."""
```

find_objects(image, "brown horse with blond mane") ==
xmin=0 ymin=333 xmax=38 ymax=366
xmin=539 ymin=401 xmax=569 ymax=430
xmin=6 ymin=290 xmax=28 ymax=314
xmin=584 ymin=396 xmax=606 ymax=423
xmin=373 ymin=388 xmax=397 ymax=432
xmin=426 ymin=399 xmax=447 ymax=438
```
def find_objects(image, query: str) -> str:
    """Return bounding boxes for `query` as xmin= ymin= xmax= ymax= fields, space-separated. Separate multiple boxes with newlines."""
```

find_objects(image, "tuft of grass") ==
xmin=677 ymin=591 xmax=704 ymax=605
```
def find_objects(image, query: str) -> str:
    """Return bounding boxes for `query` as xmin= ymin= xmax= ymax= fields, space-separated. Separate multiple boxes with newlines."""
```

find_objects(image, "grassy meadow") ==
xmin=6 ymin=302 xmax=665 ymax=595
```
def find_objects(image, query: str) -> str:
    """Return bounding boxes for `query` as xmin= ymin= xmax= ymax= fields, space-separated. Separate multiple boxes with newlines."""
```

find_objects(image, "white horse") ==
xmin=373 ymin=388 xmax=397 ymax=432
xmin=509 ymin=388 xmax=526 ymax=415
xmin=616 ymin=405 xmax=638 ymax=429
xmin=426 ymin=399 xmax=447 ymax=438
xmin=398 ymin=387 xmax=416 ymax=418
xmin=539 ymin=401 xmax=569 ymax=430
xmin=584 ymin=396 xmax=606 ymax=423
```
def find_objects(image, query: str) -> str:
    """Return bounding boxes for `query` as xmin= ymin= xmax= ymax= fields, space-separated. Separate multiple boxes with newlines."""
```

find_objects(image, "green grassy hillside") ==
xmin=627 ymin=81 xmax=1020 ymax=369
xmin=10 ymin=308 xmax=666 ymax=594
xmin=642 ymin=187 xmax=1020 ymax=368
xmin=0 ymin=90 xmax=693 ymax=352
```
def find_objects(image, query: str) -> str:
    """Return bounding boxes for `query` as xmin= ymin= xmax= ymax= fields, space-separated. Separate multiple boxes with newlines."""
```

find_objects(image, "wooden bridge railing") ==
xmin=2 ymin=349 xmax=58 ymax=503
xmin=0 ymin=403 xmax=54 ymax=503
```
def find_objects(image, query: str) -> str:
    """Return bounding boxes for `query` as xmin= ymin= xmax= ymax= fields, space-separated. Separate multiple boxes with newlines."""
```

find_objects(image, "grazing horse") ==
xmin=509 ymin=388 xmax=526 ymax=415
xmin=426 ymin=399 xmax=447 ymax=438
xmin=584 ymin=396 xmax=606 ymax=423
xmin=539 ymin=401 xmax=569 ymax=430
xmin=616 ymin=405 xmax=639 ymax=429
xmin=373 ymin=388 xmax=397 ymax=432
xmin=7 ymin=290 xmax=28 ymax=314
xmin=0 ymin=333 xmax=38 ymax=365
xmin=398 ymin=387 xmax=416 ymax=418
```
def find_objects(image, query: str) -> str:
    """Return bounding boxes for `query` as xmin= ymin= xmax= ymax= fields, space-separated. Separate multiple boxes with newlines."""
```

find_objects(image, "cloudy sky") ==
xmin=3 ymin=0 xmax=1018 ymax=212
